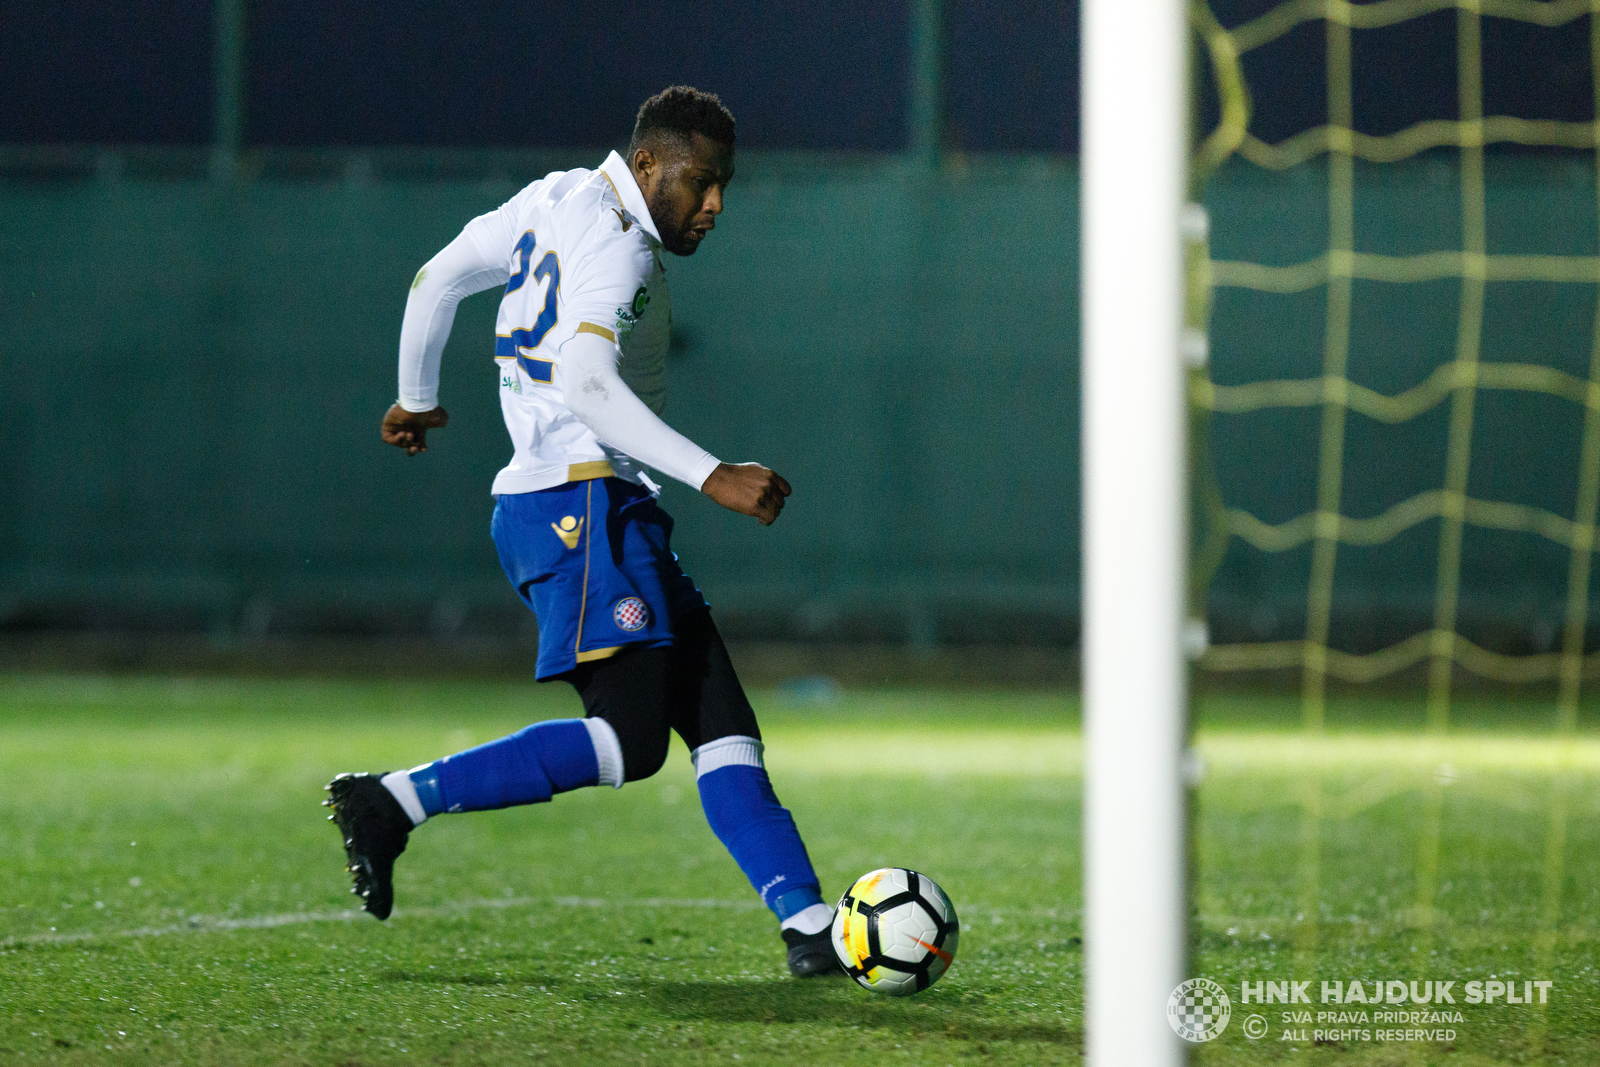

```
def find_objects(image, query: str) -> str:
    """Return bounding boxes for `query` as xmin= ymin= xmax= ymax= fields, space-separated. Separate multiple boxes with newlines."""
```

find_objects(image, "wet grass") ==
xmin=0 ymin=675 xmax=1596 ymax=1064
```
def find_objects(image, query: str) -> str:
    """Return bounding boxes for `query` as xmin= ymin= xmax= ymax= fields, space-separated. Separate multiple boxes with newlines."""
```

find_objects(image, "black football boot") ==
xmin=322 ymin=772 xmax=413 ymax=920
xmin=783 ymin=926 xmax=845 ymax=977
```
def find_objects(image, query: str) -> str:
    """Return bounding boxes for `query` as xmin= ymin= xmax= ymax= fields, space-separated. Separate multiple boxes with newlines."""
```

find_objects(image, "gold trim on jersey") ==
xmin=575 ymin=646 xmax=623 ymax=664
xmin=567 ymin=460 xmax=615 ymax=482
xmin=576 ymin=321 xmax=617 ymax=343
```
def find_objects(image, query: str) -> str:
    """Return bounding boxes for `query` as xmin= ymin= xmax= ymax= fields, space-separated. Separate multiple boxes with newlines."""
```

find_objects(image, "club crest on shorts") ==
xmin=613 ymin=597 xmax=649 ymax=632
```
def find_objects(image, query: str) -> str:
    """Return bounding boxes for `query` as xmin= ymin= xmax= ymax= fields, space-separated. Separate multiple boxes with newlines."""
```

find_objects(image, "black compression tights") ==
xmin=563 ymin=609 xmax=760 ymax=783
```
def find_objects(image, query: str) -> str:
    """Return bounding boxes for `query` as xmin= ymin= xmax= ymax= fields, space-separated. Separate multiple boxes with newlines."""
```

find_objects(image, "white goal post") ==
xmin=1081 ymin=0 xmax=1190 ymax=1063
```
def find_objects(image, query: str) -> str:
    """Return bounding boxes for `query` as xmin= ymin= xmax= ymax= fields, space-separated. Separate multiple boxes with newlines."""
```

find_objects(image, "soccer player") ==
xmin=321 ymin=87 xmax=841 ymax=977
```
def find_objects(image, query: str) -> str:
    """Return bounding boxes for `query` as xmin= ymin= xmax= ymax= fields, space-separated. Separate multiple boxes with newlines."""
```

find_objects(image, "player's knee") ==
xmin=609 ymin=718 xmax=670 ymax=783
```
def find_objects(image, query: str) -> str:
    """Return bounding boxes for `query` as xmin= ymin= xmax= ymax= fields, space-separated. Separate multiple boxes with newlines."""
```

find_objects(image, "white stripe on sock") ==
xmin=583 ymin=717 xmax=625 ymax=789
xmin=779 ymin=902 xmax=834 ymax=936
xmin=690 ymin=735 xmax=765 ymax=778
xmin=380 ymin=770 xmax=428 ymax=826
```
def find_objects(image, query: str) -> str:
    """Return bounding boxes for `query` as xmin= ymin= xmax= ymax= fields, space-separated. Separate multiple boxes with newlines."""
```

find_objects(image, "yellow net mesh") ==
xmin=1190 ymin=0 xmax=1600 ymax=732
xmin=1189 ymin=8 xmax=1595 ymax=1033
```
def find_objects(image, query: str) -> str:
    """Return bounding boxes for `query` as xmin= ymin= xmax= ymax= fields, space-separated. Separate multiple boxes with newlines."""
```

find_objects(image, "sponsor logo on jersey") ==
xmin=614 ymin=285 xmax=650 ymax=339
xmin=551 ymin=515 xmax=582 ymax=549
xmin=611 ymin=286 xmax=649 ymax=340
xmin=613 ymin=597 xmax=649 ymax=632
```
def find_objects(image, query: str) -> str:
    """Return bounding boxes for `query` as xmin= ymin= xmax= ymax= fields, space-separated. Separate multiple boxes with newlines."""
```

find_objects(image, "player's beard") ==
xmin=647 ymin=189 xmax=699 ymax=256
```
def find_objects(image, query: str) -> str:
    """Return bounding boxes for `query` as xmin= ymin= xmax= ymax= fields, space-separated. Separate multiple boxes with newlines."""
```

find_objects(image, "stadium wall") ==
xmin=0 ymin=151 xmax=1592 ymax=652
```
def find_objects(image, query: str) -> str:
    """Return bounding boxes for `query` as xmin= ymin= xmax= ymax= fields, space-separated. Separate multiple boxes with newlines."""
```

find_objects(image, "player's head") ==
xmin=627 ymin=86 xmax=736 ymax=257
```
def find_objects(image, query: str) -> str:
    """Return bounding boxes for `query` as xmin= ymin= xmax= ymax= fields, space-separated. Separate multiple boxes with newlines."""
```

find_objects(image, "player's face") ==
xmin=635 ymin=134 xmax=735 ymax=256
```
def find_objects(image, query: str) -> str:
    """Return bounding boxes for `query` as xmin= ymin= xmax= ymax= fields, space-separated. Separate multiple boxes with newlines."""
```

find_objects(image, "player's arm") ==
xmin=558 ymin=330 xmax=790 ymax=524
xmin=385 ymin=209 xmax=515 ymax=454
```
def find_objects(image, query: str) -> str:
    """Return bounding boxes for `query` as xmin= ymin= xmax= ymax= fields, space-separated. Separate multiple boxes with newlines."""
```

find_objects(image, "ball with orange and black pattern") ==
xmin=831 ymin=867 xmax=960 ymax=995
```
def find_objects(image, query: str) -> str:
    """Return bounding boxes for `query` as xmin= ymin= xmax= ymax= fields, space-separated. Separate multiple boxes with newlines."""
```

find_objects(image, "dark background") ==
xmin=1 ymin=1 xmax=1590 ymax=152
xmin=3 ymin=2 xmax=1597 ymax=669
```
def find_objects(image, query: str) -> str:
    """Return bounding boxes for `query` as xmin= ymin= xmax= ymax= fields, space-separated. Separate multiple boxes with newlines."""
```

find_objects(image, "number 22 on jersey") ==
xmin=496 ymin=230 xmax=560 ymax=384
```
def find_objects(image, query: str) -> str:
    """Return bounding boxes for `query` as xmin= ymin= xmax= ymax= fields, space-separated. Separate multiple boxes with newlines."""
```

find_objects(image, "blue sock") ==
xmin=772 ymin=885 xmax=828 ymax=923
xmin=694 ymin=737 xmax=823 ymax=920
xmin=408 ymin=719 xmax=600 ymax=815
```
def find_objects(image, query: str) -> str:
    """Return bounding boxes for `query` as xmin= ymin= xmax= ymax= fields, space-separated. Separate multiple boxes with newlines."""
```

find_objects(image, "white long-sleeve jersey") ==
xmin=396 ymin=150 xmax=721 ymax=496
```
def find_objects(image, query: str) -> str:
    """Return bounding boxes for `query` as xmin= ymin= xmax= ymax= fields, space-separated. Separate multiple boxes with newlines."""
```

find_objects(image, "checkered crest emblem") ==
xmin=612 ymin=597 xmax=649 ymax=632
xmin=1167 ymin=977 xmax=1230 ymax=1042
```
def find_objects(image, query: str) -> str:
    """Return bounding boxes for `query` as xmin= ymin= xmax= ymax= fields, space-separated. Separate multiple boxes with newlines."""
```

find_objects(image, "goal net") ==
xmin=1192 ymin=0 xmax=1600 ymax=728
xmin=1084 ymin=1 xmax=1597 ymax=1063
xmin=1181 ymin=0 xmax=1596 ymax=1059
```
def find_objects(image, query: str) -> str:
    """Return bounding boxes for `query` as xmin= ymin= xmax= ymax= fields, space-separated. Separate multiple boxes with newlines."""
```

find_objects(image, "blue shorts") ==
xmin=491 ymin=478 xmax=709 ymax=680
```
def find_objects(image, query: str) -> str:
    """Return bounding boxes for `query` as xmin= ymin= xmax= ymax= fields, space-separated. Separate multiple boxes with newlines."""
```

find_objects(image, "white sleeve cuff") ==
xmin=397 ymin=395 xmax=438 ymax=413
xmin=559 ymin=331 xmax=722 ymax=489
xmin=685 ymin=453 xmax=722 ymax=491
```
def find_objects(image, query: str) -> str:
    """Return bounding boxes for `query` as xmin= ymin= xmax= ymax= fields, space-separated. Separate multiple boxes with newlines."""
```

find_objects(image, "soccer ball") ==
xmin=832 ymin=868 xmax=960 ymax=995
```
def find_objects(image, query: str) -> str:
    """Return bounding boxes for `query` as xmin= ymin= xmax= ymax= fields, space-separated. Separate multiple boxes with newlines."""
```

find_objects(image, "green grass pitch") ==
xmin=2 ymin=674 xmax=1598 ymax=1065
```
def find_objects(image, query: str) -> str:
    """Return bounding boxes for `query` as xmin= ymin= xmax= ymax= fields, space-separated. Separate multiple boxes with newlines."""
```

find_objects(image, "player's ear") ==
xmin=631 ymin=147 xmax=657 ymax=187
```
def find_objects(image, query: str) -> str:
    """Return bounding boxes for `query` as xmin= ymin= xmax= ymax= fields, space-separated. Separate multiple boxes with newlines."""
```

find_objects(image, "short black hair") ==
xmin=628 ymin=86 xmax=736 ymax=154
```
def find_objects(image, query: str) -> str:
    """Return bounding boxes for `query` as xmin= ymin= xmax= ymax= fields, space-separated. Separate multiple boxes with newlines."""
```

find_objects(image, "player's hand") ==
xmin=381 ymin=403 xmax=449 ymax=455
xmin=701 ymin=462 xmax=792 ymax=525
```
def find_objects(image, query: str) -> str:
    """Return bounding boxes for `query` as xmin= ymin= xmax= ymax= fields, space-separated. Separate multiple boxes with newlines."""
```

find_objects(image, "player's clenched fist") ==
xmin=381 ymin=403 xmax=449 ymax=455
xmin=701 ymin=462 xmax=792 ymax=525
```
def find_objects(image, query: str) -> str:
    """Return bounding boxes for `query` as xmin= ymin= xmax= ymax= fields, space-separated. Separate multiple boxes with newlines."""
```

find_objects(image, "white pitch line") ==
xmin=2 ymin=895 xmax=1062 ymax=950
xmin=551 ymin=896 xmax=762 ymax=911
xmin=0 ymin=894 xmax=763 ymax=949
